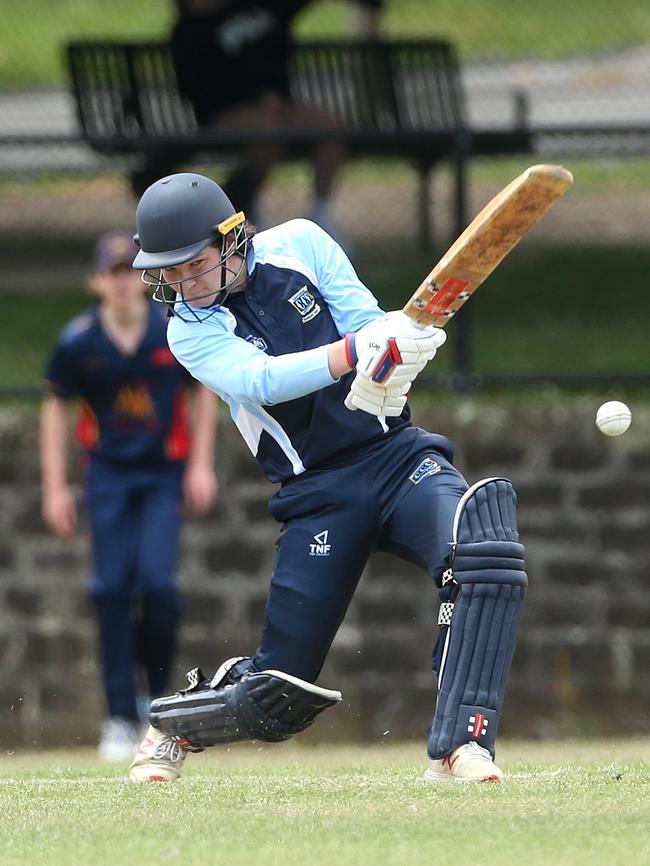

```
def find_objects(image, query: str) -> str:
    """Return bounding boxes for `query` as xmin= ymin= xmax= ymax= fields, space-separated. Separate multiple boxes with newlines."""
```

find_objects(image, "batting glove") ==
xmin=345 ymin=311 xmax=446 ymax=385
xmin=344 ymin=372 xmax=411 ymax=417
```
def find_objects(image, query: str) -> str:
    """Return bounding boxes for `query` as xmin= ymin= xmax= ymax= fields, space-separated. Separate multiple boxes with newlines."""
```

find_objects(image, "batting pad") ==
xmin=427 ymin=478 xmax=527 ymax=759
xmin=150 ymin=667 xmax=342 ymax=749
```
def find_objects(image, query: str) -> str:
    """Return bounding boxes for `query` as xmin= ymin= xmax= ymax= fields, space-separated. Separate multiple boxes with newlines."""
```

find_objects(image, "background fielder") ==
xmin=40 ymin=230 xmax=218 ymax=760
xmin=127 ymin=174 xmax=527 ymax=783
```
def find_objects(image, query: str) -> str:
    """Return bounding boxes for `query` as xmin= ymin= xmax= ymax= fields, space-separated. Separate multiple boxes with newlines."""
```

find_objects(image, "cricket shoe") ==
xmin=129 ymin=725 xmax=188 ymax=783
xmin=423 ymin=741 xmax=504 ymax=783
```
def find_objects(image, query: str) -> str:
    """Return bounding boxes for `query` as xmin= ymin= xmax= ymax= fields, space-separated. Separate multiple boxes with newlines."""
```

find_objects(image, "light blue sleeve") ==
xmin=264 ymin=219 xmax=386 ymax=336
xmin=313 ymin=228 xmax=387 ymax=335
xmin=168 ymin=313 xmax=336 ymax=405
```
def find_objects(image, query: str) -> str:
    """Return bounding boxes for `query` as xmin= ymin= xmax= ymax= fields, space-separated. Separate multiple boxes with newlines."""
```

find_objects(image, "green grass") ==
xmin=1 ymin=740 xmax=649 ymax=866
xmin=2 ymin=242 xmax=649 ymax=390
xmin=267 ymin=155 xmax=650 ymax=192
xmin=468 ymin=157 xmax=650 ymax=192
xmin=4 ymin=0 xmax=650 ymax=86
xmin=8 ymin=155 xmax=650 ymax=194
xmin=1 ymin=288 xmax=88 ymax=390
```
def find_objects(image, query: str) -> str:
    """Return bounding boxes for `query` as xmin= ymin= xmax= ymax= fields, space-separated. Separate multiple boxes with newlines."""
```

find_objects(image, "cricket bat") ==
xmin=403 ymin=164 xmax=573 ymax=327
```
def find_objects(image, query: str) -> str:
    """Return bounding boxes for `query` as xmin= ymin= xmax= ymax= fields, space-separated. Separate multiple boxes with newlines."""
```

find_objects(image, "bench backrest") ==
xmin=66 ymin=39 xmax=465 ymax=150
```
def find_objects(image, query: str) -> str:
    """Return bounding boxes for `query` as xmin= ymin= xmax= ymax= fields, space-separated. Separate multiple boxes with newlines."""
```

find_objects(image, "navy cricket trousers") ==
xmin=85 ymin=459 xmax=184 ymax=720
xmin=252 ymin=426 xmax=468 ymax=682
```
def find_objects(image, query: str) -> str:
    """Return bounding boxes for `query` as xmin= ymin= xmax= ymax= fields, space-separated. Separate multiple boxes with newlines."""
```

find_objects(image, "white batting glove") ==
xmin=344 ymin=373 xmax=411 ymax=417
xmin=345 ymin=311 xmax=446 ymax=385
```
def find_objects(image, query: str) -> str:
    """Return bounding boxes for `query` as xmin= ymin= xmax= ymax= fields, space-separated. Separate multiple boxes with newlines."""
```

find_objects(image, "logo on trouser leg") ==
xmin=468 ymin=713 xmax=488 ymax=737
xmin=309 ymin=530 xmax=331 ymax=556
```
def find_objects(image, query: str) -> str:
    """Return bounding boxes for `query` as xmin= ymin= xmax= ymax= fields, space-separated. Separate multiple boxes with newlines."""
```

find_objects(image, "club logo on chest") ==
xmin=288 ymin=286 xmax=321 ymax=323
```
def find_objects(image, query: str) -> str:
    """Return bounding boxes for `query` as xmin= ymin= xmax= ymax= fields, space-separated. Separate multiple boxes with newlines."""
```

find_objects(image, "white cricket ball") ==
xmin=595 ymin=401 xmax=632 ymax=437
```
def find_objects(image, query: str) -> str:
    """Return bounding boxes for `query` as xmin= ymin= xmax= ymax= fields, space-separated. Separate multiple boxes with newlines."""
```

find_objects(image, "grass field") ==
xmin=4 ymin=0 xmax=650 ymax=85
xmin=7 ymin=154 xmax=650 ymax=193
xmin=1 ymin=739 xmax=649 ymax=866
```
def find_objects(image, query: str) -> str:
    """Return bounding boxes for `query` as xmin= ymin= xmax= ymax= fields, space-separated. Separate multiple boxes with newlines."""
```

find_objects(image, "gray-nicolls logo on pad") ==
xmin=309 ymin=530 xmax=331 ymax=556
xmin=467 ymin=713 xmax=488 ymax=737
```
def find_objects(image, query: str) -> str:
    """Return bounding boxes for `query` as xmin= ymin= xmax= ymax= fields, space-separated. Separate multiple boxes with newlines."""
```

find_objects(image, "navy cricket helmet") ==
xmin=133 ymin=173 xmax=249 ymax=319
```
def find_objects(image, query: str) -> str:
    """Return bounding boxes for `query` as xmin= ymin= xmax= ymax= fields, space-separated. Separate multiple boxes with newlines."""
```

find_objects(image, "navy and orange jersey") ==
xmin=44 ymin=303 xmax=195 ymax=466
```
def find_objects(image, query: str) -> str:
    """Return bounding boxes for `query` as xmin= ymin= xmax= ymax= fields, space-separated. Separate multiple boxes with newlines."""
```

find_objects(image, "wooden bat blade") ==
xmin=403 ymin=164 xmax=573 ymax=327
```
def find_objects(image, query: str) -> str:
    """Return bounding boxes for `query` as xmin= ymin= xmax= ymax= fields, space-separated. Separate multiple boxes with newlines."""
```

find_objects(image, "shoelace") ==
xmin=153 ymin=738 xmax=184 ymax=762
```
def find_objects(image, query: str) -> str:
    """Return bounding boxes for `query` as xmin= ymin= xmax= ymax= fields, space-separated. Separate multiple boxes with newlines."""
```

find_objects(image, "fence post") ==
xmin=415 ymin=160 xmax=433 ymax=254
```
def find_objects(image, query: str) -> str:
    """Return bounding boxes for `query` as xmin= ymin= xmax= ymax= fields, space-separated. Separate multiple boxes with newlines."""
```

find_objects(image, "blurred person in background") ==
xmin=39 ymin=230 xmax=219 ymax=761
xmin=131 ymin=0 xmax=385 ymax=236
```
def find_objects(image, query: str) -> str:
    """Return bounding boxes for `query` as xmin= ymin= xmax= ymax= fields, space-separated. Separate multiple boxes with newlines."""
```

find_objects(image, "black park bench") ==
xmin=66 ymin=38 xmax=532 ymax=251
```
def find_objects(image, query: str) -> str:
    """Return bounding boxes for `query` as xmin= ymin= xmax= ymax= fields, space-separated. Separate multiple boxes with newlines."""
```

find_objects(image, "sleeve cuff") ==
xmin=344 ymin=333 xmax=358 ymax=368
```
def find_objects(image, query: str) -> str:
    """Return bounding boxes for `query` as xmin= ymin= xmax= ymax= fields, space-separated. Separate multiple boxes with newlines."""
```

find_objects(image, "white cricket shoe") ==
xmin=129 ymin=725 xmax=188 ymax=783
xmin=423 ymin=741 xmax=504 ymax=783
xmin=98 ymin=717 xmax=142 ymax=762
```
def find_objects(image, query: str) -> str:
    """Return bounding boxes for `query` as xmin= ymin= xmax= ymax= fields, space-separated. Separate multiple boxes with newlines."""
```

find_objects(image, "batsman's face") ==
xmin=161 ymin=237 xmax=245 ymax=308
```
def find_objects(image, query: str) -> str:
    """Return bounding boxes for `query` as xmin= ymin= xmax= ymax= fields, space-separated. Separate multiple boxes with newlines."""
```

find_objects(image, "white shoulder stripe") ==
xmin=254 ymin=252 xmax=318 ymax=288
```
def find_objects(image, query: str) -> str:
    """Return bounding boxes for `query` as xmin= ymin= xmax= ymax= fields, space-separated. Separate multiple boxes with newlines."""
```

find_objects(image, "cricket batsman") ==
xmin=128 ymin=173 xmax=527 ymax=783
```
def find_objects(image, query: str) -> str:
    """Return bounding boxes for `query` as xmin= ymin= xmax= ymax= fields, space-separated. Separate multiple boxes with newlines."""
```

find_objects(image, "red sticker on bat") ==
xmin=422 ymin=277 xmax=469 ymax=315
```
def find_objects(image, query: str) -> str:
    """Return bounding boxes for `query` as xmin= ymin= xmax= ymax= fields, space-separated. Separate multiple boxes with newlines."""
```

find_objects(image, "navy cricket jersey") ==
xmin=44 ymin=302 xmax=194 ymax=466
xmin=168 ymin=219 xmax=411 ymax=483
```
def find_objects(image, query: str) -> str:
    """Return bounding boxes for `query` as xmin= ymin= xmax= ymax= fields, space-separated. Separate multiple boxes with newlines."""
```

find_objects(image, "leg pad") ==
xmin=428 ymin=478 xmax=527 ymax=759
xmin=150 ymin=658 xmax=342 ymax=750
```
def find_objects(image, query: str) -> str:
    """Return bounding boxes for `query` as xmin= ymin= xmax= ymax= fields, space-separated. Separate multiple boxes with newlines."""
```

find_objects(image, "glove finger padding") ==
xmin=358 ymin=329 xmax=444 ymax=384
xmin=380 ymin=360 xmax=428 ymax=386
xmin=352 ymin=377 xmax=411 ymax=399
xmin=344 ymin=374 xmax=409 ymax=416
xmin=396 ymin=337 xmax=438 ymax=364
xmin=347 ymin=392 xmax=407 ymax=416
xmin=393 ymin=332 xmax=447 ymax=354
xmin=387 ymin=331 xmax=446 ymax=368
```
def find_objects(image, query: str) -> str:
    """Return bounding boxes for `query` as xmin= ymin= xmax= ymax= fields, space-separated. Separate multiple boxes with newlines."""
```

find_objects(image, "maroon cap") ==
xmin=91 ymin=230 xmax=138 ymax=272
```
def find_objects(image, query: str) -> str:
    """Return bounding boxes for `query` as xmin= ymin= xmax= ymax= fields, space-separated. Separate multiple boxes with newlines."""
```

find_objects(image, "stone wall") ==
xmin=1 ymin=397 xmax=649 ymax=748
